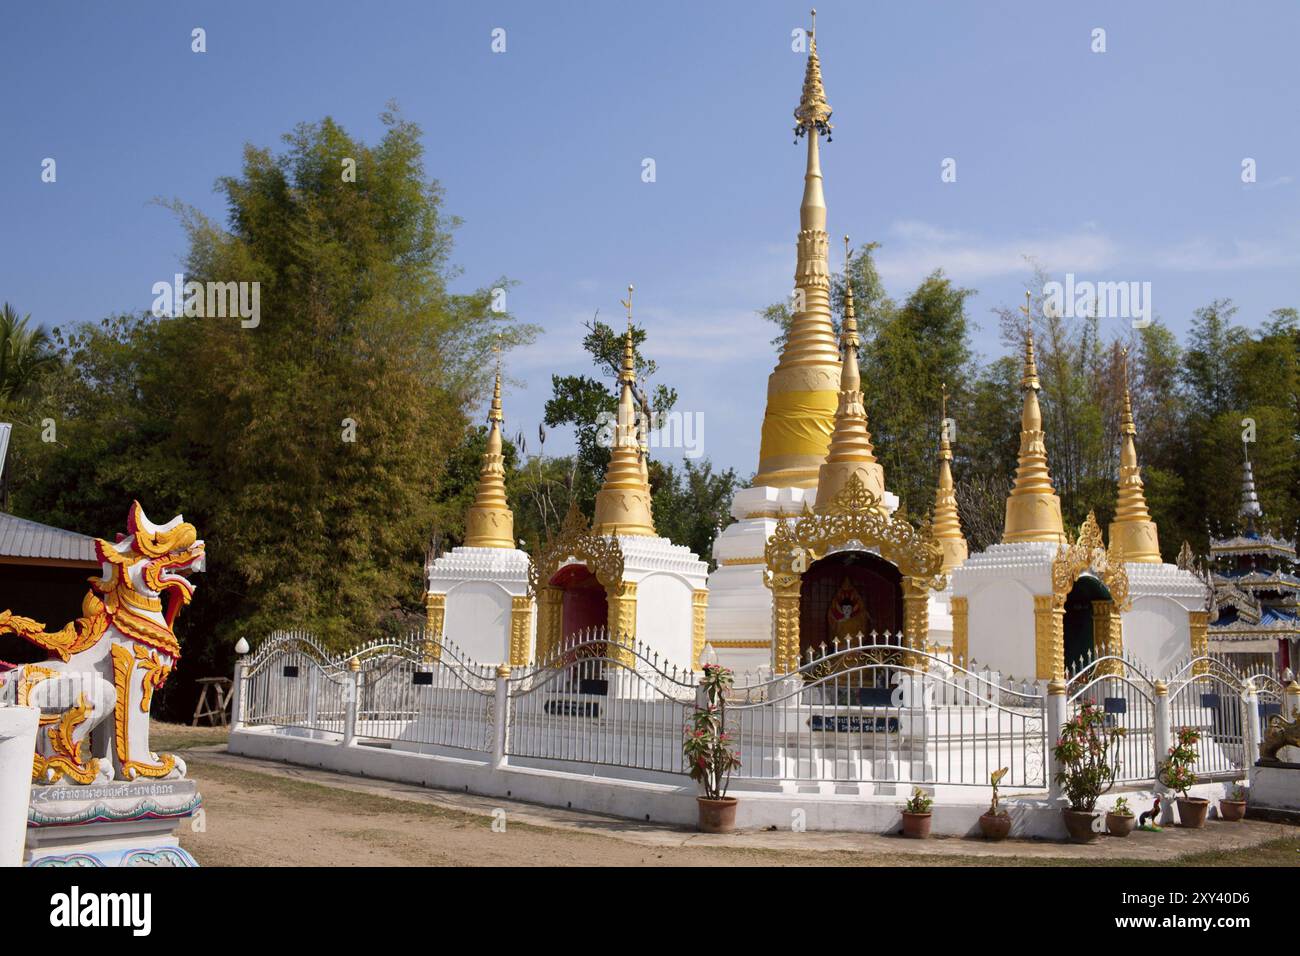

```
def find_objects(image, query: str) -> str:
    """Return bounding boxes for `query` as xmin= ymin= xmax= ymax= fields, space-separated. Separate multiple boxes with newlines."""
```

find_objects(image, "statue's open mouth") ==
xmin=156 ymin=543 xmax=205 ymax=626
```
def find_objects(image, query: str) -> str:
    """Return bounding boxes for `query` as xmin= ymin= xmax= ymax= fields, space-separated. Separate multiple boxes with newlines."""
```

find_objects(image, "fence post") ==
xmin=1243 ymin=679 xmax=1261 ymax=769
xmin=230 ymin=650 xmax=248 ymax=732
xmin=1153 ymin=679 xmax=1172 ymax=816
xmin=1047 ymin=679 xmax=1067 ymax=802
xmin=343 ymin=656 xmax=360 ymax=746
xmin=1285 ymin=681 xmax=1300 ymax=721
xmin=493 ymin=665 xmax=511 ymax=769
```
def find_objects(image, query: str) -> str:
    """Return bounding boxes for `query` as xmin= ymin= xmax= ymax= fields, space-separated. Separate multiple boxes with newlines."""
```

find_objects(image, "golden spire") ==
xmin=463 ymin=336 xmax=516 ymax=548
xmin=593 ymin=285 xmax=656 ymax=537
xmin=1109 ymin=349 xmax=1161 ymax=562
xmin=931 ymin=384 xmax=968 ymax=570
xmin=754 ymin=8 xmax=842 ymax=489
xmin=1002 ymin=292 xmax=1066 ymax=544
xmin=816 ymin=238 xmax=885 ymax=512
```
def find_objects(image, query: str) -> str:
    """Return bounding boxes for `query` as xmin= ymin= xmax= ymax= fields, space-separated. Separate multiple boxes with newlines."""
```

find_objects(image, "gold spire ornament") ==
xmin=1108 ymin=349 xmax=1161 ymax=562
xmin=1002 ymin=293 xmax=1066 ymax=544
xmin=592 ymin=285 xmax=657 ymax=537
xmin=463 ymin=337 xmax=516 ymax=548
xmin=816 ymin=237 xmax=885 ymax=511
xmin=931 ymin=384 xmax=968 ymax=570
xmin=754 ymin=9 xmax=842 ymax=489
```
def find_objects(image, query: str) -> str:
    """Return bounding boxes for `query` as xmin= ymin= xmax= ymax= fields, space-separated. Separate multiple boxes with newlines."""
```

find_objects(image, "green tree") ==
xmin=0 ymin=303 xmax=57 ymax=405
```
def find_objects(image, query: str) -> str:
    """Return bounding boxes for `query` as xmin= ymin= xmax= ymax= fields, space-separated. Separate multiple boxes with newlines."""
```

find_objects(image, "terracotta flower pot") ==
xmin=1218 ymin=799 xmax=1247 ymax=822
xmin=979 ymin=811 xmax=1011 ymax=841
xmin=697 ymin=797 xmax=738 ymax=833
xmin=1105 ymin=812 xmax=1136 ymax=837
xmin=1176 ymin=797 xmax=1209 ymax=829
xmin=1061 ymin=809 xmax=1100 ymax=843
xmin=901 ymin=811 xmax=932 ymax=839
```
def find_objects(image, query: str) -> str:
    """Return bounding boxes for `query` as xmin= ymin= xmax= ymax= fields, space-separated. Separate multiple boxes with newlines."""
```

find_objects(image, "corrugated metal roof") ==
xmin=0 ymin=511 xmax=98 ymax=564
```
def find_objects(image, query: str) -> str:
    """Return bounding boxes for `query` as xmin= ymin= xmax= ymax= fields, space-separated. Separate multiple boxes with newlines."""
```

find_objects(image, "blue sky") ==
xmin=2 ymin=1 xmax=1297 ymax=476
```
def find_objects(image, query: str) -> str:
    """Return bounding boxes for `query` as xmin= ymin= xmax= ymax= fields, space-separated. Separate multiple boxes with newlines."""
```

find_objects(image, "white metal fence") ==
xmin=723 ymin=635 xmax=1046 ymax=788
xmin=237 ymin=631 xmax=1275 ymax=792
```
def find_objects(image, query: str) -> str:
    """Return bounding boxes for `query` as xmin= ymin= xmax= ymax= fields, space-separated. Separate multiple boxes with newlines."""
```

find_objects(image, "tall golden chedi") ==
xmin=931 ymin=386 xmax=968 ymax=571
xmin=753 ymin=9 xmax=843 ymax=489
xmin=815 ymin=237 xmax=885 ymax=510
xmin=1002 ymin=296 xmax=1066 ymax=544
xmin=592 ymin=285 xmax=657 ymax=537
xmin=462 ymin=359 xmax=515 ymax=548
xmin=1108 ymin=352 xmax=1162 ymax=562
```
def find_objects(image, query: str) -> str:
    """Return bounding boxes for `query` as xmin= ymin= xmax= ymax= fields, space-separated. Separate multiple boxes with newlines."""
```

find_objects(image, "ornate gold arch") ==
xmin=1042 ymin=511 xmax=1131 ymax=679
xmin=764 ymin=474 xmax=946 ymax=673
xmin=528 ymin=502 xmax=630 ymax=664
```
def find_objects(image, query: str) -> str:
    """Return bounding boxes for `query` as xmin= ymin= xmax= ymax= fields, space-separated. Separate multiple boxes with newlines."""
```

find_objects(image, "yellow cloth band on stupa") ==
xmin=759 ymin=389 xmax=838 ymax=458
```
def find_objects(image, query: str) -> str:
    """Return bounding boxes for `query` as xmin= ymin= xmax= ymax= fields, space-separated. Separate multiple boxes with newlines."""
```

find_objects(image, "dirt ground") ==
xmin=155 ymin=724 xmax=1300 ymax=868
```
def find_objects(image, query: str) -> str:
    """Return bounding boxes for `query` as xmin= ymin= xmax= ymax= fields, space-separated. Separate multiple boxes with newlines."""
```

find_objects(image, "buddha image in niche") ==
xmin=827 ymin=578 xmax=869 ymax=641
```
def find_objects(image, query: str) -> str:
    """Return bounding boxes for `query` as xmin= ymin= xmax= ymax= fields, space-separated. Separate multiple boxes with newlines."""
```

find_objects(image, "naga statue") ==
xmin=0 ymin=502 xmax=205 ymax=785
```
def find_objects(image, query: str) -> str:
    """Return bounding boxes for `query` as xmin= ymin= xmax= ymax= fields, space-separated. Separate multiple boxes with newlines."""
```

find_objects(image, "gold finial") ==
xmin=932 ymin=381 xmax=967 ymax=569
xmin=488 ymin=333 xmax=504 ymax=424
xmin=618 ymin=284 xmax=636 ymax=385
xmin=841 ymin=236 xmax=858 ymax=351
xmin=794 ymin=9 xmax=832 ymax=137
xmin=1019 ymin=292 xmax=1040 ymax=391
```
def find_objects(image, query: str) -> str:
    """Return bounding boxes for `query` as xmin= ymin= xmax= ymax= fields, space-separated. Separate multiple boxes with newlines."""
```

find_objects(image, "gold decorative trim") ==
xmin=509 ymin=595 xmax=533 ymax=667
xmin=531 ymin=502 xmax=627 ymax=662
xmin=1188 ymin=610 xmax=1209 ymax=675
xmin=707 ymin=640 xmax=772 ymax=649
xmin=110 ymin=642 xmax=176 ymax=781
xmin=1033 ymin=594 xmax=1062 ymax=680
xmin=950 ymin=596 xmax=969 ymax=665
xmin=720 ymin=556 xmax=767 ymax=566
xmin=764 ymin=474 xmax=945 ymax=673
xmin=691 ymin=590 xmax=709 ymax=668
xmin=424 ymin=592 xmax=445 ymax=662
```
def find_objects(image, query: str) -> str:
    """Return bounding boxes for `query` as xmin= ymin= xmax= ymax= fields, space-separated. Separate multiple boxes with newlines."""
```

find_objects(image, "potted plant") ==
xmin=901 ymin=788 xmax=933 ymax=838
xmin=683 ymin=664 xmax=742 ymax=833
xmin=1106 ymin=796 xmax=1136 ymax=837
xmin=1052 ymin=699 xmax=1124 ymax=843
xmin=1219 ymin=784 xmax=1247 ymax=822
xmin=979 ymin=767 xmax=1011 ymax=840
xmin=1158 ymin=726 xmax=1208 ymax=828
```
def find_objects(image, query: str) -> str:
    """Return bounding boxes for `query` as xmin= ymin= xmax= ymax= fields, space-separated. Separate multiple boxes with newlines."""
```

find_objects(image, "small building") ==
xmin=0 ymin=424 xmax=101 ymax=664
xmin=1204 ymin=450 xmax=1300 ymax=672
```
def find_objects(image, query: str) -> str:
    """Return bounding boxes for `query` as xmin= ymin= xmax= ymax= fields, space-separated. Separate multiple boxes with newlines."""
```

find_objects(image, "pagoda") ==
xmin=1204 ymin=447 xmax=1300 ymax=671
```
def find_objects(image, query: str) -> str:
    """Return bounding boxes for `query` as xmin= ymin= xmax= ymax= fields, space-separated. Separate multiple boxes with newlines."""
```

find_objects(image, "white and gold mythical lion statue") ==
xmin=0 ymin=502 xmax=205 ymax=785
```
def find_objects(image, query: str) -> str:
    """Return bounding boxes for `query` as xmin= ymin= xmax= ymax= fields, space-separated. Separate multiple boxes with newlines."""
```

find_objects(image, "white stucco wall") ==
xmin=444 ymin=581 xmax=513 ymax=664
xmin=966 ymin=580 xmax=1038 ymax=678
xmin=1122 ymin=595 xmax=1192 ymax=677
xmin=635 ymin=571 xmax=695 ymax=669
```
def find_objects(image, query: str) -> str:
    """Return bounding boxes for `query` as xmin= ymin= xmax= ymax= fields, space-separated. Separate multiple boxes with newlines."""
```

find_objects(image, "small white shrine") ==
xmin=952 ymin=339 xmax=1205 ymax=680
xmin=426 ymin=363 xmax=535 ymax=666
xmin=530 ymin=290 xmax=709 ymax=669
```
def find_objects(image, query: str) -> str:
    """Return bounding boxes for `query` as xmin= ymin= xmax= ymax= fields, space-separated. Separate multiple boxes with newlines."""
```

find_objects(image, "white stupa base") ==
xmin=952 ymin=543 xmax=1207 ymax=678
xmin=704 ymin=484 xmax=900 ymax=674
xmin=602 ymin=535 xmax=710 ymax=671
xmin=427 ymin=546 xmax=533 ymax=664
xmin=1122 ymin=561 xmax=1205 ymax=675
xmin=951 ymin=542 xmax=1059 ymax=679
